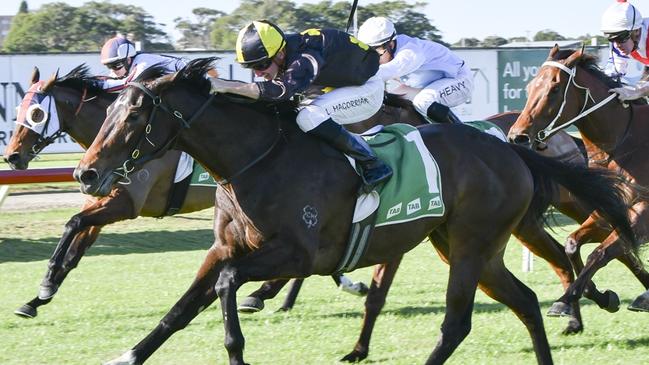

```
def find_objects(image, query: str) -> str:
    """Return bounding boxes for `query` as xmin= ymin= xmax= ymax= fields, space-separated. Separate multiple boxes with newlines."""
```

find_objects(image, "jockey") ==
xmin=99 ymin=36 xmax=185 ymax=92
xmin=208 ymin=20 xmax=392 ymax=193
xmin=601 ymin=0 xmax=649 ymax=101
xmin=357 ymin=16 xmax=473 ymax=124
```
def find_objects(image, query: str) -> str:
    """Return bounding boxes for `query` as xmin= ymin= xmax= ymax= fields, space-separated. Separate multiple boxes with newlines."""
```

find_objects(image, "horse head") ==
xmin=508 ymin=45 xmax=590 ymax=149
xmin=75 ymin=58 xmax=218 ymax=197
xmin=4 ymin=64 xmax=113 ymax=169
xmin=508 ymin=44 xmax=634 ymax=154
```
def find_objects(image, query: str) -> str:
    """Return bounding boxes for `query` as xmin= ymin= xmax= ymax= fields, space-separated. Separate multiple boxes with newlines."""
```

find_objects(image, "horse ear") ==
xmin=42 ymin=69 xmax=59 ymax=92
xmin=548 ymin=44 xmax=560 ymax=60
xmin=29 ymin=67 xmax=40 ymax=86
xmin=565 ymin=48 xmax=584 ymax=68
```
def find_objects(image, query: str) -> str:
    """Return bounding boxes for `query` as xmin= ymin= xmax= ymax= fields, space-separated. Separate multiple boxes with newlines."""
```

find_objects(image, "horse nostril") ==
xmin=511 ymin=134 xmax=531 ymax=145
xmin=5 ymin=153 xmax=22 ymax=167
xmin=78 ymin=168 xmax=99 ymax=185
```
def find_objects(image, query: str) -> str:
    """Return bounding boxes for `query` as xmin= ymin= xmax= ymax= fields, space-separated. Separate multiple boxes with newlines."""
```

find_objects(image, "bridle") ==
xmin=19 ymin=85 xmax=95 ymax=157
xmin=537 ymin=60 xmax=635 ymax=163
xmin=536 ymin=61 xmax=618 ymax=142
xmin=116 ymin=82 xmax=283 ymax=185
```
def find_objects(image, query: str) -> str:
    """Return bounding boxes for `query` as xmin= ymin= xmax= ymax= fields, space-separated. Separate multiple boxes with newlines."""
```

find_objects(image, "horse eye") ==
xmin=550 ymin=85 xmax=560 ymax=94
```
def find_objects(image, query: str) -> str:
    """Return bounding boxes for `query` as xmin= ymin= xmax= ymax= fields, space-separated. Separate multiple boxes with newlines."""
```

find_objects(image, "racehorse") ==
xmin=0 ymin=65 xmax=372 ymax=317
xmin=74 ymin=58 xmax=636 ymax=365
xmin=508 ymin=46 xmax=649 ymax=314
xmin=3 ymin=66 xmax=216 ymax=318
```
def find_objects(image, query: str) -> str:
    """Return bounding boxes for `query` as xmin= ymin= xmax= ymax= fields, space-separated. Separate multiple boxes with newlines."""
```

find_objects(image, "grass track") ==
xmin=1 ymin=207 xmax=649 ymax=364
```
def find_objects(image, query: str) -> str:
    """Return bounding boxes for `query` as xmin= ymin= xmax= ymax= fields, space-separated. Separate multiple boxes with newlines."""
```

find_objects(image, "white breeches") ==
xmin=408 ymin=66 xmax=474 ymax=117
xmin=295 ymin=75 xmax=385 ymax=132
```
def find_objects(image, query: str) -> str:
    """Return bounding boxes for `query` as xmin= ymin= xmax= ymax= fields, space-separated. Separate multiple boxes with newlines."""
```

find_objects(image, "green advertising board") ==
xmin=497 ymin=49 xmax=549 ymax=113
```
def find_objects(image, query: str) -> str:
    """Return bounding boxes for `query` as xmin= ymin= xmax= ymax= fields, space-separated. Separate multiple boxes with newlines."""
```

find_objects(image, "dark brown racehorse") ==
xmin=3 ymin=66 xmax=216 ymax=318
xmin=508 ymin=46 xmax=649 ymax=314
xmin=75 ymin=58 xmax=636 ymax=365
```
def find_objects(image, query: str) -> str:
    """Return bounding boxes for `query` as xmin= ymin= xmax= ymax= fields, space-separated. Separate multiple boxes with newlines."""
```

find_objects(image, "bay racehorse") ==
xmin=508 ymin=46 xmax=649 ymax=314
xmin=0 ymin=65 xmax=376 ymax=317
xmin=74 ymin=58 xmax=636 ymax=365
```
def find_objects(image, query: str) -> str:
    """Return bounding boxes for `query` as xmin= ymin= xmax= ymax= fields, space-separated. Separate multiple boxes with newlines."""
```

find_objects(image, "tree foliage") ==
xmin=18 ymin=1 xmax=28 ymax=14
xmin=210 ymin=0 xmax=442 ymax=50
xmin=481 ymin=35 xmax=508 ymax=47
xmin=174 ymin=8 xmax=225 ymax=50
xmin=533 ymin=29 xmax=566 ymax=42
xmin=3 ymin=1 xmax=172 ymax=52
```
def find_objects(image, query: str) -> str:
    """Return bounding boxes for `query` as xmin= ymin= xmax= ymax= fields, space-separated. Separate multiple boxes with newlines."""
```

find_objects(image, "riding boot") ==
xmin=308 ymin=119 xmax=393 ymax=193
xmin=427 ymin=102 xmax=462 ymax=124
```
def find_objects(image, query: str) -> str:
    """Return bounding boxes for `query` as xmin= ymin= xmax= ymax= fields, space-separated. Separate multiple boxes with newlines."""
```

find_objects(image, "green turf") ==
xmin=1 ymin=208 xmax=648 ymax=364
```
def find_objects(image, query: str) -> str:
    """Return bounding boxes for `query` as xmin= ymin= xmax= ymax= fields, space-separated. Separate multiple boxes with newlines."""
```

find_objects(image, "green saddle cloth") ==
xmin=363 ymin=124 xmax=445 ymax=227
xmin=189 ymin=162 xmax=219 ymax=187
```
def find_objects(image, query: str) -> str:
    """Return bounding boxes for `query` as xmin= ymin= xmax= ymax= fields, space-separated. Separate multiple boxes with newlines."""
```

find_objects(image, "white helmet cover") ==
xmin=357 ymin=16 xmax=396 ymax=47
xmin=601 ymin=0 xmax=643 ymax=34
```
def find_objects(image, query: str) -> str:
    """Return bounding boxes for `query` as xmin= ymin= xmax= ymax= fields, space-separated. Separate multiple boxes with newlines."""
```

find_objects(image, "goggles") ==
xmin=106 ymin=61 xmax=126 ymax=71
xmin=246 ymin=58 xmax=273 ymax=71
xmin=607 ymin=31 xmax=631 ymax=43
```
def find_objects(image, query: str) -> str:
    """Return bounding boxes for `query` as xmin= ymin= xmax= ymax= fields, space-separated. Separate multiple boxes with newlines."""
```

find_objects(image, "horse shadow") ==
xmin=0 ymin=226 xmax=214 ymax=263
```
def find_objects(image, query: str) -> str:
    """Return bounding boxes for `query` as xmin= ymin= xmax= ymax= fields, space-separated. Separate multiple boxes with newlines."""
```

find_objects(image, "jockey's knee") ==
xmin=296 ymin=105 xmax=331 ymax=132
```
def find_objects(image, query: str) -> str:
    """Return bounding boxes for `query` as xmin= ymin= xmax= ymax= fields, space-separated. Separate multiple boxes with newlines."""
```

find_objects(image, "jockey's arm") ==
xmin=209 ymin=78 xmax=260 ymax=99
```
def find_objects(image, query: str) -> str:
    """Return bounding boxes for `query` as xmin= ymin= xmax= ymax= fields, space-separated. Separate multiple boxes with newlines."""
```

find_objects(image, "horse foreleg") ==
xmin=561 ymin=215 xmax=620 ymax=313
xmin=478 ymin=255 xmax=553 ymax=365
xmin=215 ymin=240 xmax=314 ymax=365
xmin=341 ymin=257 xmax=402 ymax=363
xmin=426 ymin=236 xmax=485 ymax=365
xmin=105 ymin=245 xmax=228 ymax=365
xmin=15 ymin=192 xmax=135 ymax=319
xmin=554 ymin=230 xmax=629 ymax=316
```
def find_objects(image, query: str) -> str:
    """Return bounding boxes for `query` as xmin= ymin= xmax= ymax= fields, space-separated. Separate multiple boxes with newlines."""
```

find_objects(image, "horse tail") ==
xmin=509 ymin=143 xmax=639 ymax=251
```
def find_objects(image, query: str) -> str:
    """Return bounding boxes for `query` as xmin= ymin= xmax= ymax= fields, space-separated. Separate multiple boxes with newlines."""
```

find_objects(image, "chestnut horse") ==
xmin=508 ymin=46 xmax=649 ymax=314
xmin=75 ymin=58 xmax=636 ymax=365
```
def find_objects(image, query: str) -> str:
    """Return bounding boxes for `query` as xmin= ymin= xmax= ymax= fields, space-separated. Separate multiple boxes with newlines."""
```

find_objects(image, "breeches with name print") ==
xmin=295 ymin=75 xmax=384 ymax=132
xmin=411 ymin=66 xmax=474 ymax=117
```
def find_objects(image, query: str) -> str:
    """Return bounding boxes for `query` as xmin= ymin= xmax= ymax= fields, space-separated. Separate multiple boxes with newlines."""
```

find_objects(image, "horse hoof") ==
xmin=276 ymin=306 xmax=292 ymax=313
xmin=628 ymin=291 xmax=649 ymax=312
xmin=38 ymin=285 xmax=58 ymax=300
xmin=237 ymin=297 xmax=264 ymax=314
xmin=14 ymin=304 xmax=37 ymax=318
xmin=341 ymin=350 xmax=368 ymax=363
xmin=340 ymin=282 xmax=369 ymax=297
xmin=547 ymin=301 xmax=572 ymax=317
xmin=601 ymin=290 xmax=620 ymax=313
xmin=561 ymin=318 xmax=583 ymax=335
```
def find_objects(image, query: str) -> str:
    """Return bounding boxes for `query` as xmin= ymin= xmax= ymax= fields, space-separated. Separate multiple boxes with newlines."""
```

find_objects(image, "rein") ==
xmin=118 ymin=82 xmax=283 ymax=186
xmin=537 ymin=61 xmax=617 ymax=141
xmin=114 ymin=81 xmax=213 ymax=183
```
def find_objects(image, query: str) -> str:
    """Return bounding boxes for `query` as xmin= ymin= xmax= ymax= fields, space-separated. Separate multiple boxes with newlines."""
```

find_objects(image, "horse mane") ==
xmin=42 ymin=64 xmax=107 ymax=94
xmin=550 ymin=49 xmax=623 ymax=89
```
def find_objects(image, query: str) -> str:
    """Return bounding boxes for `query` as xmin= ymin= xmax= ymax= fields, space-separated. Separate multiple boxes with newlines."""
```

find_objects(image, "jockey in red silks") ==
xmin=601 ymin=0 xmax=649 ymax=101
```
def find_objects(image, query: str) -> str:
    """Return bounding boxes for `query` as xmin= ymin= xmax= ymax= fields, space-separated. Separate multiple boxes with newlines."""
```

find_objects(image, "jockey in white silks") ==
xmin=357 ymin=16 xmax=473 ymax=124
xmin=99 ymin=36 xmax=186 ymax=92
xmin=601 ymin=0 xmax=649 ymax=101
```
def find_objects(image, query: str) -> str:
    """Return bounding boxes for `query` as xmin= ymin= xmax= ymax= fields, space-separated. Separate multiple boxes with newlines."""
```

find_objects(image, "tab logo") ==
xmin=428 ymin=196 xmax=442 ymax=210
xmin=407 ymin=198 xmax=421 ymax=215
xmin=387 ymin=202 xmax=402 ymax=219
xmin=199 ymin=172 xmax=210 ymax=182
